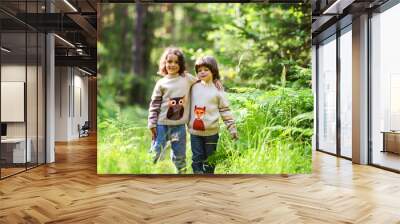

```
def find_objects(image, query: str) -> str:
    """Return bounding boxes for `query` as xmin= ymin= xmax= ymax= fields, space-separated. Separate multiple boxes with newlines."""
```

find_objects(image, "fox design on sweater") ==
xmin=193 ymin=106 xmax=206 ymax=131
xmin=167 ymin=96 xmax=185 ymax=120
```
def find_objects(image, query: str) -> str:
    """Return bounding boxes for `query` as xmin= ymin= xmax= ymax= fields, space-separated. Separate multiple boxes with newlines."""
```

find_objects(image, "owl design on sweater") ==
xmin=193 ymin=106 xmax=206 ymax=131
xmin=167 ymin=96 xmax=185 ymax=120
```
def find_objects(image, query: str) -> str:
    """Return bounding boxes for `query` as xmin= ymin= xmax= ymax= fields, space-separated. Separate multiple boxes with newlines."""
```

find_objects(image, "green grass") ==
xmin=97 ymin=86 xmax=312 ymax=174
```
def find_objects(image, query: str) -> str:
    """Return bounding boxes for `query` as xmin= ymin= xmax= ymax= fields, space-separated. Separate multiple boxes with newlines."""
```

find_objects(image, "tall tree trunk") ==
xmin=166 ymin=4 xmax=175 ymax=42
xmin=132 ymin=2 xmax=151 ymax=105
xmin=121 ymin=6 xmax=130 ymax=73
xmin=134 ymin=2 xmax=147 ymax=77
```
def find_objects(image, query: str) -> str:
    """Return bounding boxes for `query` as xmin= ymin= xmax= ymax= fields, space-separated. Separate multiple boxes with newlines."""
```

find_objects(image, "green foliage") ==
xmin=208 ymin=86 xmax=312 ymax=174
xmin=206 ymin=4 xmax=311 ymax=87
xmin=97 ymin=87 xmax=313 ymax=174
xmin=98 ymin=3 xmax=311 ymax=105
xmin=98 ymin=105 xmax=194 ymax=174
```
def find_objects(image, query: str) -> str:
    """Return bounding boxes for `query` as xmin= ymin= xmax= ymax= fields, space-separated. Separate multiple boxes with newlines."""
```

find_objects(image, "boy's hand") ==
xmin=231 ymin=132 xmax=239 ymax=140
xmin=150 ymin=128 xmax=157 ymax=140
xmin=214 ymin=79 xmax=224 ymax=91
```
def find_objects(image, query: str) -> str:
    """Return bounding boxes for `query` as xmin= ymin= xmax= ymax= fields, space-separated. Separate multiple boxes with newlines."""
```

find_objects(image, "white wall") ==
xmin=55 ymin=67 xmax=69 ymax=141
xmin=55 ymin=67 xmax=89 ymax=141
xmin=72 ymin=72 xmax=89 ymax=138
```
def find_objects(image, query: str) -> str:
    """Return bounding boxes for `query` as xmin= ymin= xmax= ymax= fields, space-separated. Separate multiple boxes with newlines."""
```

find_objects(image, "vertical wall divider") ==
xmin=352 ymin=14 xmax=369 ymax=164
xmin=25 ymin=0 xmax=28 ymax=171
xmin=69 ymin=69 xmax=71 ymax=118
xmin=80 ymin=88 xmax=82 ymax=117
xmin=44 ymin=0 xmax=47 ymax=165
xmin=44 ymin=13 xmax=47 ymax=165
xmin=315 ymin=44 xmax=319 ymax=151
xmin=36 ymin=0 xmax=39 ymax=168
xmin=367 ymin=11 xmax=373 ymax=165
xmin=336 ymin=25 xmax=341 ymax=157
xmin=73 ymin=68 xmax=75 ymax=118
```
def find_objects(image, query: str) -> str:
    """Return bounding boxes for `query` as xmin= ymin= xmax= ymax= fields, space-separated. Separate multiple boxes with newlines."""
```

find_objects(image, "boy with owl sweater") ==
xmin=148 ymin=48 xmax=223 ymax=174
xmin=147 ymin=48 xmax=196 ymax=174
xmin=148 ymin=74 xmax=194 ymax=128
xmin=188 ymin=56 xmax=238 ymax=174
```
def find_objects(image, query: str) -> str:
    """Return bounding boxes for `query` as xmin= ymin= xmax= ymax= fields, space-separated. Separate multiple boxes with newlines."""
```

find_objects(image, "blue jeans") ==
xmin=190 ymin=134 xmax=219 ymax=174
xmin=151 ymin=124 xmax=187 ymax=172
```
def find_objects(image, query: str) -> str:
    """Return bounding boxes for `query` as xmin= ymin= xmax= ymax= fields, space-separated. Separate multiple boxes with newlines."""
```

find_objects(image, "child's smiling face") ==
xmin=166 ymin=53 xmax=180 ymax=75
xmin=197 ymin=66 xmax=213 ymax=83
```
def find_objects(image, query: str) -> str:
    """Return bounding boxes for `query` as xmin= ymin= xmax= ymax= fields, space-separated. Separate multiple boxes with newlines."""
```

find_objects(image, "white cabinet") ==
xmin=1 ymin=138 xmax=32 ymax=163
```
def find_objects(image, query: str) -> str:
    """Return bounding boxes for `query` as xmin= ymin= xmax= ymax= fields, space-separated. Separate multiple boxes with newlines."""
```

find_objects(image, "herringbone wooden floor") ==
xmin=1 ymin=135 xmax=400 ymax=224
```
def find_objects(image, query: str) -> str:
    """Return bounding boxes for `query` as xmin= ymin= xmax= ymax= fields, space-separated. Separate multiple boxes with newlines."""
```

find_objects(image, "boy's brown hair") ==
xmin=194 ymin=56 xmax=220 ymax=81
xmin=158 ymin=47 xmax=186 ymax=76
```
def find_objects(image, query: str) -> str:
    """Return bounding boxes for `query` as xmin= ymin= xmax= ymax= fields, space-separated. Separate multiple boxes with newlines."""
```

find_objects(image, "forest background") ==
xmin=97 ymin=3 xmax=313 ymax=174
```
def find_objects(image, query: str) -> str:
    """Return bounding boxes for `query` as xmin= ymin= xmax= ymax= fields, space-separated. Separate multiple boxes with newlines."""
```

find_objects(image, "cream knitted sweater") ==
xmin=148 ymin=73 xmax=197 ymax=128
xmin=188 ymin=81 xmax=237 ymax=136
